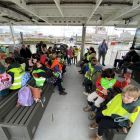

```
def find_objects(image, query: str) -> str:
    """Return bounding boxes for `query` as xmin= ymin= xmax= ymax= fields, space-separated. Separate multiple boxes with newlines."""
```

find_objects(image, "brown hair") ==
xmin=5 ymin=57 xmax=15 ymax=64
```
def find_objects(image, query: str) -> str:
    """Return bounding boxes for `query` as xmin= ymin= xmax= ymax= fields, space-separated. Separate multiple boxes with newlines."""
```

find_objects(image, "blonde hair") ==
xmin=123 ymin=85 xmax=140 ymax=99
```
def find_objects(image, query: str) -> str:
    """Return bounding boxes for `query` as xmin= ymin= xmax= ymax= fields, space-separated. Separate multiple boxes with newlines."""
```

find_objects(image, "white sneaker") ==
xmin=83 ymin=92 xmax=89 ymax=96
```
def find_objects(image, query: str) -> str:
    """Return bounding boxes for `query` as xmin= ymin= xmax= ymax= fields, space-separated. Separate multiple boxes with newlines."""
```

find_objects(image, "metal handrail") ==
xmin=115 ymin=50 xmax=129 ymax=59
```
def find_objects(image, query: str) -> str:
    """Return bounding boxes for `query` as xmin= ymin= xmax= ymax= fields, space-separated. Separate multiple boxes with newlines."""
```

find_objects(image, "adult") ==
xmin=36 ymin=41 xmax=44 ymax=54
xmin=26 ymin=45 xmax=32 ymax=58
xmin=98 ymin=39 xmax=108 ymax=66
xmin=20 ymin=45 xmax=27 ymax=58
xmin=73 ymin=46 xmax=79 ymax=64
xmin=114 ymin=46 xmax=139 ymax=69
xmin=67 ymin=46 xmax=73 ymax=65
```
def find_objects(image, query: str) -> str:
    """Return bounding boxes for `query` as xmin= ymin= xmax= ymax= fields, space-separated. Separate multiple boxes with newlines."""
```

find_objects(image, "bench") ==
xmin=0 ymin=80 xmax=54 ymax=140
xmin=0 ymin=79 xmax=35 ymax=121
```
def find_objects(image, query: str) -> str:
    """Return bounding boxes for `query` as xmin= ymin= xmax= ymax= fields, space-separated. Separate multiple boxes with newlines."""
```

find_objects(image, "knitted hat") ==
xmin=0 ymin=65 xmax=6 ymax=74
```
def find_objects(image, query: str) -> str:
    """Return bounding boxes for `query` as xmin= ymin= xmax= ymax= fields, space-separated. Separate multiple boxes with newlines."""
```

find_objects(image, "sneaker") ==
xmin=88 ymin=111 xmax=96 ymax=120
xmin=83 ymin=91 xmax=89 ymax=96
xmin=83 ymin=105 xmax=92 ymax=112
xmin=89 ymin=122 xmax=98 ymax=129
xmin=59 ymin=91 xmax=67 ymax=95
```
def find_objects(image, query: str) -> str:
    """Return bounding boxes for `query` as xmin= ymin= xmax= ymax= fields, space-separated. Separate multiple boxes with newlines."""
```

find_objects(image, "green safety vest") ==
xmin=100 ymin=78 xmax=116 ymax=89
xmin=32 ymin=69 xmax=46 ymax=87
xmin=8 ymin=66 xmax=24 ymax=90
xmin=86 ymin=54 xmax=90 ymax=61
xmin=102 ymin=94 xmax=140 ymax=123
xmin=85 ymin=63 xmax=94 ymax=81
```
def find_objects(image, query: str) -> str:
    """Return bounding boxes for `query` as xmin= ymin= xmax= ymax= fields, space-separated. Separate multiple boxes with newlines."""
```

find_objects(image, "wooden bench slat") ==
xmin=8 ymin=107 xmax=24 ymax=124
xmin=19 ymin=104 xmax=36 ymax=125
xmin=0 ymin=94 xmax=13 ymax=106
xmin=14 ymin=107 xmax=30 ymax=125
xmin=4 ymin=107 xmax=19 ymax=123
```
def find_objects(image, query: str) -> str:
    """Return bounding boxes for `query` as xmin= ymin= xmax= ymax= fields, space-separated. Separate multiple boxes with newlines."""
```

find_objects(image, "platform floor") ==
xmin=33 ymin=65 xmax=95 ymax=140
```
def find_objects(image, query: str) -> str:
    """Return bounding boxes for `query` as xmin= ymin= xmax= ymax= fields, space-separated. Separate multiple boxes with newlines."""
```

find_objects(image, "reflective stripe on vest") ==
xmin=85 ymin=63 xmax=94 ymax=80
xmin=102 ymin=94 xmax=140 ymax=123
xmin=8 ymin=66 xmax=23 ymax=90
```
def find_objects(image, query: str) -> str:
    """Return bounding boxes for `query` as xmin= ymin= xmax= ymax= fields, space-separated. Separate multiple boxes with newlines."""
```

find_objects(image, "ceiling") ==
xmin=0 ymin=0 xmax=139 ymax=27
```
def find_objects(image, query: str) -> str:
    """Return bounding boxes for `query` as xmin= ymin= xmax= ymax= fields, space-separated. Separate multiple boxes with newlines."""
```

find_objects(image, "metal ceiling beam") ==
xmin=0 ymin=6 xmax=31 ymax=22
xmin=0 ymin=16 xmax=9 ymax=22
xmin=102 ymin=0 xmax=140 ymax=25
xmin=53 ymin=0 xmax=64 ymax=17
xmin=86 ymin=0 xmax=103 ymax=23
xmin=8 ymin=0 xmax=50 ymax=24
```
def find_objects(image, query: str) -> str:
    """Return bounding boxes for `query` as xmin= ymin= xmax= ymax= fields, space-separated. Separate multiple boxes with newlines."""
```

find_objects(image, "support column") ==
xmin=125 ymin=113 xmax=140 ymax=140
xmin=9 ymin=24 xmax=16 ymax=48
xmin=20 ymin=32 xmax=24 ymax=45
xmin=80 ymin=24 xmax=86 ymax=61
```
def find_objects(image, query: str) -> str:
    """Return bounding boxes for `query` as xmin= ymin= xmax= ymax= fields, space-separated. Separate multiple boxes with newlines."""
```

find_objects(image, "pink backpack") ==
xmin=0 ymin=73 xmax=12 ymax=91
xmin=18 ymin=86 xmax=34 ymax=106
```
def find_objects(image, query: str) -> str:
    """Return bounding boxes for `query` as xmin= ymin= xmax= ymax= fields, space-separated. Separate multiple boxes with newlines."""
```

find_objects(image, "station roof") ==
xmin=0 ymin=0 xmax=139 ymax=27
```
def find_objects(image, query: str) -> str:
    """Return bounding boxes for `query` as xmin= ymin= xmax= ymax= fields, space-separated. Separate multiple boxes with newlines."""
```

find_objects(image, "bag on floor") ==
xmin=18 ymin=86 xmax=34 ymax=106
xmin=21 ymin=72 xmax=31 ymax=87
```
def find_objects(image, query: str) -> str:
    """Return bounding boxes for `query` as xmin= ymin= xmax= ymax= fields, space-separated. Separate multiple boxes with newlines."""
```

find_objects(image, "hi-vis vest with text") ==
xmin=8 ymin=66 xmax=24 ymax=90
xmin=102 ymin=94 xmax=140 ymax=123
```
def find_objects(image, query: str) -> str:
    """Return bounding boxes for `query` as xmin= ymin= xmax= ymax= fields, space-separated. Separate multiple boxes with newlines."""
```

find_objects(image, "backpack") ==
xmin=18 ymin=86 xmax=34 ymax=106
xmin=0 ymin=73 xmax=12 ymax=91
xmin=21 ymin=72 xmax=31 ymax=87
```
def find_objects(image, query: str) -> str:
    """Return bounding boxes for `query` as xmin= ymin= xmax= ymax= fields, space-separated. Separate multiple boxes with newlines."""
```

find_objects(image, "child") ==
xmin=5 ymin=57 xmax=24 ymax=90
xmin=83 ymin=58 xmax=102 ymax=95
xmin=83 ymin=68 xmax=130 ymax=112
xmin=90 ymin=85 xmax=140 ymax=140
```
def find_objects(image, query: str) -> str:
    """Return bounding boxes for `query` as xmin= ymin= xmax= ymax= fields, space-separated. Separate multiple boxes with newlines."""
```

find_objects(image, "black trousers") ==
xmin=84 ymin=78 xmax=92 ymax=93
xmin=54 ymin=78 xmax=63 ymax=93
xmin=114 ymin=59 xmax=123 ymax=68
xmin=95 ymin=112 xmax=121 ymax=136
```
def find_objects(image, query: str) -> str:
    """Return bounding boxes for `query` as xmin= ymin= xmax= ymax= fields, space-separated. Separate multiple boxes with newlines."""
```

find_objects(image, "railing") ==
xmin=115 ymin=50 xmax=129 ymax=59
xmin=108 ymin=49 xmax=129 ymax=66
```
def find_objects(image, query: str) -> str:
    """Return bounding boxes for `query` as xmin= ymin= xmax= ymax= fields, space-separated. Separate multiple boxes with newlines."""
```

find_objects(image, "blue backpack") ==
xmin=21 ymin=72 xmax=31 ymax=87
xmin=18 ymin=86 xmax=34 ymax=106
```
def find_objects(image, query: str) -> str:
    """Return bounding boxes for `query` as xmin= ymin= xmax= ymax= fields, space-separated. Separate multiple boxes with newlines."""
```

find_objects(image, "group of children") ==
xmin=80 ymin=47 xmax=140 ymax=140
xmin=0 ymin=44 xmax=68 ymax=102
